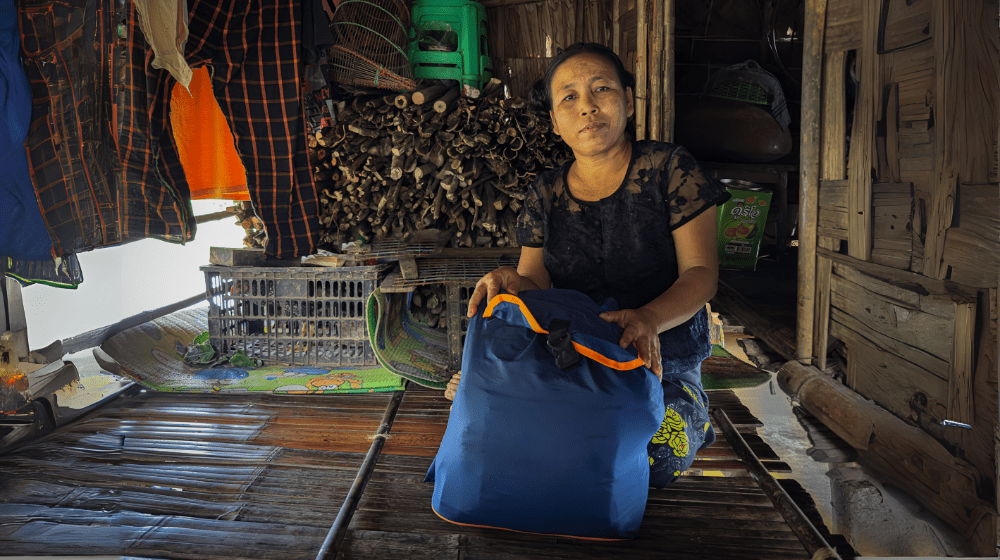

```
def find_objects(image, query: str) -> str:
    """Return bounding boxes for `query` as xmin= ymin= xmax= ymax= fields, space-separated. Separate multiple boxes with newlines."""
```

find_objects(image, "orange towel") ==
xmin=170 ymin=66 xmax=250 ymax=201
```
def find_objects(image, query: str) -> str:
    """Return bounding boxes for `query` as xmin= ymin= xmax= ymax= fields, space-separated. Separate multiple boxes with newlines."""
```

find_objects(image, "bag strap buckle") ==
xmin=546 ymin=319 xmax=582 ymax=371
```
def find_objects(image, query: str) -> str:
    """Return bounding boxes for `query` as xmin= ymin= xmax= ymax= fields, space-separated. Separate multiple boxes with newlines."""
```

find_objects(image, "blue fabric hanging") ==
xmin=425 ymin=289 xmax=665 ymax=540
xmin=0 ymin=3 xmax=52 ymax=261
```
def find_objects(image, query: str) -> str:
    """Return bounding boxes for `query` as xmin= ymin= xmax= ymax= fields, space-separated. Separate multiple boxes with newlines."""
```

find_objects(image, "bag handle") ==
xmin=483 ymin=294 xmax=645 ymax=372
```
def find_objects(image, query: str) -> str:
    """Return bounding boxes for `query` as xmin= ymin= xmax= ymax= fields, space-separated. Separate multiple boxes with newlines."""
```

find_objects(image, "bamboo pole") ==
xmin=663 ymin=0 xmax=675 ymax=142
xmin=796 ymin=0 xmax=828 ymax=364
xmin=635 ymin=0 xmax=648 ymax=140
xmin=316 ymin=385 xmax=407 ymax=559
xmin=813 ymin=50 xmax=847 ymax=369
xmin=612 ymin=0 xmax=620 ymax=56
xmin=649 ymin=0 xmax=662 ymax=141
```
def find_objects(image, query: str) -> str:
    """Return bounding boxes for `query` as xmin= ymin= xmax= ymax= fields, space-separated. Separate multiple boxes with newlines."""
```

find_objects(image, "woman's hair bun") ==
xmin=529 ymin=79 xmax=549 ymax=114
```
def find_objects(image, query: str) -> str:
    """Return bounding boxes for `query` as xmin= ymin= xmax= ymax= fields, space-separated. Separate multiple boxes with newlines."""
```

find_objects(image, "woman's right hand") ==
xmin=467 ymin=266 xmax=523 ymax=318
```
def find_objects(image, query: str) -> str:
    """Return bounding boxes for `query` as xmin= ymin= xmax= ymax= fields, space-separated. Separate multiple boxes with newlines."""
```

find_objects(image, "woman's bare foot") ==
xmin=444 ymin=371 xmax=461 ymax=401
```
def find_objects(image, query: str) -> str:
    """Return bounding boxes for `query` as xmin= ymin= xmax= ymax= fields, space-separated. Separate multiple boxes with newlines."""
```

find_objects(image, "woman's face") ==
xmin=548 ymin=52 xmax=634 ymax=158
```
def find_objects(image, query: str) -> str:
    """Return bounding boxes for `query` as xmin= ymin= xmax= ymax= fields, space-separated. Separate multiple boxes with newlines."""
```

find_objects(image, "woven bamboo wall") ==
xmin=810 ymin=0 xmax=999 ymax=553
xmin=485 ymin=0 xmax=614 ymax=99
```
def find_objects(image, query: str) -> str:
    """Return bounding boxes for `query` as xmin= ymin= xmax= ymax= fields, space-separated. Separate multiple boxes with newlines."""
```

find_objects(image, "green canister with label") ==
xmin=717 ymin=180 xmax=772 ymax=270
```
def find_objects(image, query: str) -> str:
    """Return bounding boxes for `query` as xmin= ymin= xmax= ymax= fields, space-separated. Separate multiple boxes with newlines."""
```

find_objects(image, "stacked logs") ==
xmin=409 ymin=284 xmax=449 ymax=328
xmin=313 ymin=81 xmax=572 ymax=247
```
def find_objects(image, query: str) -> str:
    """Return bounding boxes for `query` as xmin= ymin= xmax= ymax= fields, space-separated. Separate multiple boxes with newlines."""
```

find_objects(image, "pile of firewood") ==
xmin=310 ymin=81 xmax=572 ymax=247
xmin=234 ymin=201 xmax=267 ymax=249
xmin=408 ymin=284 xmax=449 ymax=328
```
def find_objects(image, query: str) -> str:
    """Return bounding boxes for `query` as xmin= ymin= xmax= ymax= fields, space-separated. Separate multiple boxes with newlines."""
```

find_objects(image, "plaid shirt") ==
xmin=20 ymin=0 xmax=125 ymax=254
xmin=20 ymin=0 xmax=320 ymax=259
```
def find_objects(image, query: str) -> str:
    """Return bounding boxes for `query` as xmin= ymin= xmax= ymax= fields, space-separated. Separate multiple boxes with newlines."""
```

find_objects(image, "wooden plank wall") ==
xmin=810 ymin=0 xmax=1000 ymax=553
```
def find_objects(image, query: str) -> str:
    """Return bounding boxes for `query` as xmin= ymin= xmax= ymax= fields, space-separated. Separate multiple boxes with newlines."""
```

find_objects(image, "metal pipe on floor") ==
xmin=194 ymin=210 xmax=237 ymax=224
xmin=61 ymin=292 xmax=208 ymax=355
xmin=316 ymin=384 xmax=408 ymax=560
xmin=710 ymin=407 xmax=842 ymax=560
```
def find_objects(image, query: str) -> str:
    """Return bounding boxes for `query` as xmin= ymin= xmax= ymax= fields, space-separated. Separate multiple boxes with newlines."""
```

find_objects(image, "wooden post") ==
xmin=649 ymin=0 xmax=663 ymax=141
xmin=612 ymin=0 xmax=621 ymax=56
xmin=796 ymin=0 xmax=828 ymax=364
xmin=813 ymin=50 xmax=847 ymax=369
xmin=663 ymin=0 xmax=675 ymax=141
xmin=635 ymin=0 xmax=648 ymax=140
xmin=812 ymin=254 xmax=833 ymax=371
xmin=821 ymin=51 xmax=847 ymax=182
xmin=847 ymin=0 xmax=879 ymax=262
xmin=948 ymin=301 xmax=976 ymax=425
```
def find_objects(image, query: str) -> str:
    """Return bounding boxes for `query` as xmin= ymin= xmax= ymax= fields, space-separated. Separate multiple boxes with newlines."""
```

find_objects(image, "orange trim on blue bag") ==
xmin=482 ymin=294 xmax=645 ymax=371
xmin=431 ymin=504 xmax=632 ymax=541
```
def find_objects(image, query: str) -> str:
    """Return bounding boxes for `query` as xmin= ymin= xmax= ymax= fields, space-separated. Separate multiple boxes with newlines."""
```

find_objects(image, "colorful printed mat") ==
xmin=702 ymin=344 xmax=771 ymax=390
xmin=366 ymin=288 xmax=454 ymax=389
xmin=101 ymin=306 xmax=405 ymax=394
xmin=101 ymin=297 xmax=764 ymax=394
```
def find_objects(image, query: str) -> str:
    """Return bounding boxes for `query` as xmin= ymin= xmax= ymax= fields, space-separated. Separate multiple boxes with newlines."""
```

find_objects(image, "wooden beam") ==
xmin=635 ymin=0 xmax=647 ymax=140
xmin=797 ymin=0 xmax=829 ymax=363
xmin=612 ymin=0 xmax=621 ymax=56
xmin=663 ymin=0 xmax=675 ymax=141
xmin=816 ymin=246 xmax=979 ymax=301
xmin=648 ymin=0 xmax=662 ymax=142
xmin=824 ymin=0 xmax=861 ymax=52
xmin=846 ymin=0 xmax=879 ymax=262
xmin=820 ymin=51 xmax=847 ymax=181
xmin=947 ymin=301 xmax=976 ymax=425
xmin=830 ymin=269 xmax=956 ymax=370
xmin=813 ymin=254 xmax=833 ymax=370
xmin=778 ymin=360 xmax=997 ymax=557
xmin=886 ymin=82 xmax=901 ymax=183
xmin=847 ymin=334 xmax=949 ymax=433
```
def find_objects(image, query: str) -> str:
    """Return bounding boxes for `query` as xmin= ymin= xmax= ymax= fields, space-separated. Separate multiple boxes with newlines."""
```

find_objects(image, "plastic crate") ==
xmin=201 ymin=265 xmax=386 ymax=366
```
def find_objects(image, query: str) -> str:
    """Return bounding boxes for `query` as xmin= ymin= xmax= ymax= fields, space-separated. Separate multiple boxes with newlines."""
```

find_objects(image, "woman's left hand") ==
xmin=599 ymin=308 xmax=663 ymax=380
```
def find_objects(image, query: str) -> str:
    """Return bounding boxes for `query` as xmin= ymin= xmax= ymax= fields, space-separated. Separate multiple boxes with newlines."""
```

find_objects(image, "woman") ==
xmin=449 ymin=43 xmax=729 ymax=487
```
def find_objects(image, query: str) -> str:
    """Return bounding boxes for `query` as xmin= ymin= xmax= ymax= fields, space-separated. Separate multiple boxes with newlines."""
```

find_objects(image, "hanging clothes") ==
xmin=5 ymin=254 xmax=83 ymax=289
xmin=18 ymin=0 xmax=129 ymax=255
xmin=122 ymin=0 xmax=321 ymax=257
xmin=131 ymin=0 xmax=193 ymax=91
xmin=18 ymin=0 xmax=320 ymax=260
xmin=169 ymin=66 xmax=249 ymax=201
xmin=301 ymin=0 xmax=337 ymax=133
xmin=0 ymin=0 xmax=51 ymax=262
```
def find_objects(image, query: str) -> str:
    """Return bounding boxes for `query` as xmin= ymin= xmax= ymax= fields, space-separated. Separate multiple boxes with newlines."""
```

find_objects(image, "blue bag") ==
xmin=425 ymin=289 xmax=665 ymax=540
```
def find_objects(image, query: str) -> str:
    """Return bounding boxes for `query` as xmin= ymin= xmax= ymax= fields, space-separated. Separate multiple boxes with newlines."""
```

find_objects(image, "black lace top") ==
xmin=516 ymin=140 xmax=730 ymax=380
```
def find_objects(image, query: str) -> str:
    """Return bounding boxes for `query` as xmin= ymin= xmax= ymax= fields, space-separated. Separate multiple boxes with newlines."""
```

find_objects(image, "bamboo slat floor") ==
xmin=0 ymin=383 xmax=811 ymax=559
